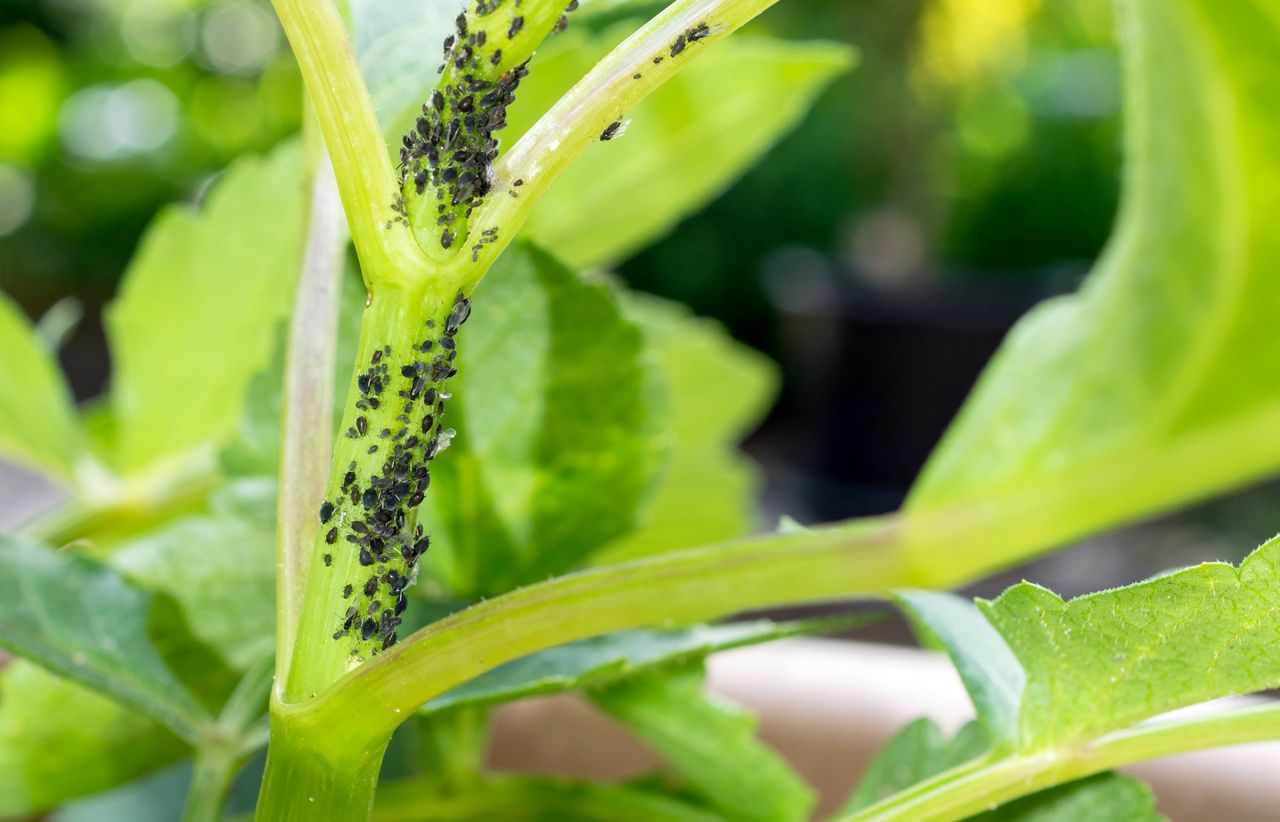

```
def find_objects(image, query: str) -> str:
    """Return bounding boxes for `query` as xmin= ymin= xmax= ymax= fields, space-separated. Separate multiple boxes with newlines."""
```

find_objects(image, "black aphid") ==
xmin=323 ymin=553 xmax=332 ymax=567
xmin=600 ymin=120 xmax=625 ymax=141
xmin=326 ymin=528 xmax=338 ymax=544
xmin=319 ymin=501 xmax=335 ymax=523
xmin=508 ymin=15 xmax=524 ymax=37
xmin=364 ymin=577 xmax=379 ymax=597
xmin=687 ymin=22 xmax=710 ymax=41
xmin=670 ymin=34 xmax=687 ymax=57
xmin=343 ymin=584 xmax=353 ymax=598
xmin=356 ymin=416 xmax=368 ymax=437
xmin=361 ymin=619 xmax=377 ymax=640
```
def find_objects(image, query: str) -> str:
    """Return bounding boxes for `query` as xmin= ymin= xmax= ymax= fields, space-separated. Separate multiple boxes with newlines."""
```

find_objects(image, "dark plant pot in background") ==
xmin=757 ymin=267 xmax=1060 ymax=523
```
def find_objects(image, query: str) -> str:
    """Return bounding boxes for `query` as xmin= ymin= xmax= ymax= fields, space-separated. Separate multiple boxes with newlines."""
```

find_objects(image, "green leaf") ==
xmin=0 ymin=535 xmax=210 ymax=741
xmin=849 ymin=537 xmax=1280 ymax=818
xmin=422 ymin=618 xmax=847 ymax=715
xmin=0 ymin=289 xmax=82 ymax=482
xmin=0 ymin=488 xmax=275 ymax=814
xmin=110 ymin=480 xmax=277 ymax=674
xmin=105 ymin=141 xmax=305 ymax=473
xmin=509 ymin=27 xmax=856 ymax=268
xmin=52 ymin=763 xmax=192 ymax=822
xmin=982 ymin=533 xmax=1280 ymax=750
xmin=594 ymin=294 xmax=777 ymax=564
xmin=351 ymin=0 xmax=455 ymax=135
xmin=840 ymin=719 xmax=988 ymax=815
xmin=219 ymin=263 xmax=366 ymax=479
xmin=978 ymin=774 xmax=1163 ymax=822
xmin=840 ymin=719 xmax=1161 ymax=821
xmin=592 ymin=665 xmax=814 ymax=822
xmin=894 ymin=590 xmax=1024 ymax=750
xmin=421 ymin=243 xmax=666 ymax=596
xmin=904 ymin=0 xmax=1280 ymax=583
xmin=0 ymin=663 xmax=185 ymax=818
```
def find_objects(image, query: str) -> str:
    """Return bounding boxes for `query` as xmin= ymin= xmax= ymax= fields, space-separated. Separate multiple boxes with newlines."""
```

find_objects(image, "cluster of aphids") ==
xmin=318 ymin=294 xmax=472 ymax=655
xmin=397 ymin=0 xmax=578 ymax=251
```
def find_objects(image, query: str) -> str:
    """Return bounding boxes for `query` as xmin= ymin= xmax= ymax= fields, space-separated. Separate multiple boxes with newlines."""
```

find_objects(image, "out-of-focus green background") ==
xmin=2 ymin=0 xmax=1272 ymax=592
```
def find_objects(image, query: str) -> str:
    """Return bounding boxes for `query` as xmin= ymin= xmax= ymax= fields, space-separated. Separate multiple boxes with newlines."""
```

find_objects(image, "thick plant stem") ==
xmin=282 ymin=517 xmax=909 ymax=747
xmin=283 ymin=273 xmax=468 ymax=703
xmin=256 ymin=709 xmax=391 ymax=822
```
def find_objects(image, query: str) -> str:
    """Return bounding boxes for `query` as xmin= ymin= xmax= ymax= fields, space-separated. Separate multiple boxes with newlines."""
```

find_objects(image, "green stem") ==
xmin=841 ymin=701 xmax=1280 ymax=822
xmin=270 ymin=0 xmax=426 ymax=288
xmin=184 ymin=657 xmax=275 ymax=822
xmin=182 ymin=741 xmax=242 ymax=822
xmin=276 ymin=150 xmax=348 ymax=686
xmin=256 ymin=708 xmax=391 ymax=822
xmin=282 ymin=516 xmax=908 ymax=744
xmin=413 ymin=709 xmax=491 ymax=792
xmin=283 ymin=275 xmax=466 ymax=703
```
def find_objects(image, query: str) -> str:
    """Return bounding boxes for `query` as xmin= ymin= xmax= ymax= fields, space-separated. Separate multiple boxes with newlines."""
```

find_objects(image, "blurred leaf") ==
xmin=110 ymin=480 xmax=277 ymax=674
xmin=839 ymin=719 xmax=988 ymax=814
xmin=839 ymin=719 xmax=1160 ymax=821
xmin=35 ymin=297 xmax=84 ymax=355
xmin=509 ymin=28 xmax=856 ymax=268
xmin=592 ymin=665 xmax=814 ymax=822
xmin=0 ymin=488 xmax=276 ymax=814
xmin=51 ymin=763 xmax=191 ymax=822
xmin=372 ymin=776 xmax=723 ymax=822
xmin=595 ymin=294 xmax=777 ymax=563
xmin=423 ymin=618 xmax=852 ymax=715
xmin=905 ymin=0 xmax=1280 ymax=582
xmin=981 ymin=534 xmax=1280 ymax=749
xmin=352 ymin=0 xmax=457 ymax=135
xmin=0 ymin=535 xmax=209 ymax=741
xmin=105 ymin=141 xmax=305 ymax=473
xmin=894 ymin=590 xmax=1024 ymax=749
xmin=0 ymin=663 xmax=184 ymax=818
xmin=421 ymin=243 xmax=665 ymax=596
xmin=219 ymin=263 xmax=365 ymax=479
xmin=0 ymin=290 xmax=82 ymax=482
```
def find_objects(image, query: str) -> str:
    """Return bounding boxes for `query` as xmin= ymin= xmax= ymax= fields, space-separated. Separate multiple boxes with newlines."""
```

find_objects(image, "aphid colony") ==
xmin=651 ymin=21 xmax=711 ymax=65
xmin=319 ymin=294 xmax=473 ymax=655
xmin=397 ymin=0 xmax=578 ymax=251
